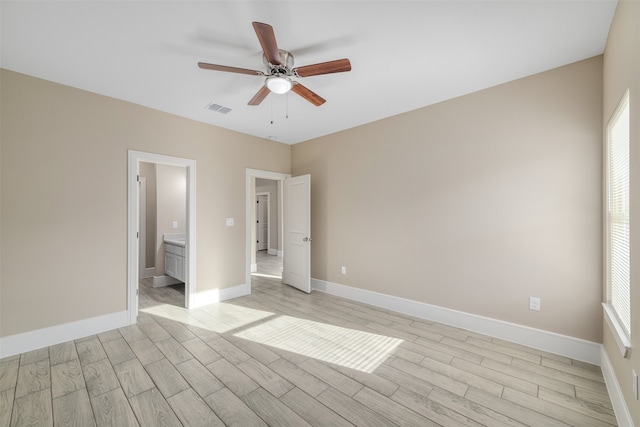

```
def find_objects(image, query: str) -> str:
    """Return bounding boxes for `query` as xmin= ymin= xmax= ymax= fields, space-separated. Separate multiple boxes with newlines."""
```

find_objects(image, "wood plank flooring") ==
xmin=0 ymin=253 xmax=617 ymax=426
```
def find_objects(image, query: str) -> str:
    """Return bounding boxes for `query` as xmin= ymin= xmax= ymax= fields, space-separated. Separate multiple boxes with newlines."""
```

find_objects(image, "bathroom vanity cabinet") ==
xmin=164 ymin=240 xmax=185 ymax=282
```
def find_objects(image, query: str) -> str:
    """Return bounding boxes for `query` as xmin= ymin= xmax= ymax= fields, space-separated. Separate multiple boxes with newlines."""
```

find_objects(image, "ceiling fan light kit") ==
xmin=198 ymin=21 xmax=351 ymax=107
xmin=266 ymin=76 xmax=292 ymax=94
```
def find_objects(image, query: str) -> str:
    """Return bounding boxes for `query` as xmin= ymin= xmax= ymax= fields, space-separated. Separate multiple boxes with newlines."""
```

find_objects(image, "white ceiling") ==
xmin=1 ymin=1 xmax=617 ymax=145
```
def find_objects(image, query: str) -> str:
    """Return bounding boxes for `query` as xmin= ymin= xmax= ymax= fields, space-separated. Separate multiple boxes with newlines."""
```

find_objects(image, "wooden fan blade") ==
xmin=293 ymin=58 xmax=351 ymax=77
xmin=291 ymin=83 xmax=326 ymax=106
xmin=252 ymin=22 xmax=282 ymax=65
xmin=248 ymin=85 xmax=271 ymax=106
xmin=198 ymin=62 xmax=264 ymax=76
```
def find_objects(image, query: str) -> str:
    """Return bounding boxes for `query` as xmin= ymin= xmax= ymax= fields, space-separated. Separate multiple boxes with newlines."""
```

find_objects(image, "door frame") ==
xmin=138 ymin=177 xmax=151 ymax=279
xmin=128 ymin=151 xmax=196 ymax=324
xmin=245 ymin=168 xmax=289 ymax=293
xmin=256 ymin=192 xmax=270 ymax=253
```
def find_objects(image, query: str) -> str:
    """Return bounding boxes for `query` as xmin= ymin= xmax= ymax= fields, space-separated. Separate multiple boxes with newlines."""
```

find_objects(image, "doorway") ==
xmin=138 ymin=162 xmax=187 ymax=310
xmin=255 ymin=187 xmax=282 ymax=278
xmin=245 ymin=169 xmax=311 ymax=294
xmin=245 ymin=169 xmax=289 ymax=292
xmin=256 ymin=193 xmax=269 ymax=252
xmin=127 ymin=151 xmax=196 ymax=325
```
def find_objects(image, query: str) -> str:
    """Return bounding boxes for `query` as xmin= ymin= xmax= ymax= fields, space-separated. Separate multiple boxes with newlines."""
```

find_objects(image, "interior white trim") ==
xmin=221 ymin=283 xmax=251 ymax=302
xmin=245 ymin=168 xmax=290 ymax=293
xmin=0 ymin=281 xmax=247 ymax=358
xmin=0 ymin=311 xmax=129 ymax=358
xmin=128 ymin=150 xmax=196 ymax=324
xmin=191 ymin=283 xmax=250 ymax=308
xmin=138 ymin=176 xmax=147 ymax=279
xmin=603 ymin=303 xmax=631 ymax=358
xmin=601 ymin=346 xmax=634 ymax=426
xmin=152 ymin=275 xmax=182 ymax=288
xmin=311 ymin=278 xmax=602 ymax=365
xmin=141 ymin=267 xmax=155 ymax=279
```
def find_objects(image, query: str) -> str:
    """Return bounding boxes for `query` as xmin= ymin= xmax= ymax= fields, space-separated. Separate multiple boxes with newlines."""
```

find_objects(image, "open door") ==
xmin=283 ymin=174 xmax=311 ymax=293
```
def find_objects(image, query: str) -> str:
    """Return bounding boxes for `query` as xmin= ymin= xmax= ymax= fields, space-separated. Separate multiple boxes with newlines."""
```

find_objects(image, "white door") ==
xmin=256 ymin=194 xmax=268 ymax=251
xmin=283 ymin=174 xmax=311 ymax=293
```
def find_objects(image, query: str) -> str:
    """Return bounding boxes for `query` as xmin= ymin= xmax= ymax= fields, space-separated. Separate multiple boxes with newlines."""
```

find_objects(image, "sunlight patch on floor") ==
xmin=142 ymin=301 xmax=402 ymax=372
xmin=141 ymin=302 xmax=276 ymax=334
xmin=234 ymin=315 xmax=403 ymax=373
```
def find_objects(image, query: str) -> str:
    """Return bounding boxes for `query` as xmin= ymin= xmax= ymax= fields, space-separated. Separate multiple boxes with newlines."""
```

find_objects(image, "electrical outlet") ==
xmin=633 ymin=370 xmax=638 ymax=400
xmin=341 ymin=266 xmax=347 ymax=275
xmin=529 ymin=297 xmax=541 ymax=311
xmin=172 ymin=221 xmax=178 ymax=229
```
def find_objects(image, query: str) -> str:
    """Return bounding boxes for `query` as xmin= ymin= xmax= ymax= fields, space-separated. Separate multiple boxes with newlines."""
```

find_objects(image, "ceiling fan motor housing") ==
xmin=264 ymin=49 xmax=295 ymax=76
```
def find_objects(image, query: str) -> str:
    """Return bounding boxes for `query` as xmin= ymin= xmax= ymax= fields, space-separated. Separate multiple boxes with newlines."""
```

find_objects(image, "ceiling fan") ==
xmin=198 ymin=22 xmax=351 ymax=106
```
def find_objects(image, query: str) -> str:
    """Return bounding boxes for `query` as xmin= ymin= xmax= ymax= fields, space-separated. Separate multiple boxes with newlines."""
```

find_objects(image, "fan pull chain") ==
xmin=270 ymin=95 xmax=274 ymax=124
xmin=286 ymin=92 xmax=289 ymax=119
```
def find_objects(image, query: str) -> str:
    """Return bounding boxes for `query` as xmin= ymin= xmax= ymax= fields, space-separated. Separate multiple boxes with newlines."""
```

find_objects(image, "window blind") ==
xmin=607 ymin=90 xmax=630 ymax=336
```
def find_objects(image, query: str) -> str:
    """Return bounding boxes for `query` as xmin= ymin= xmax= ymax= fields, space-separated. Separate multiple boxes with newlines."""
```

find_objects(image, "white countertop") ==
xmin=164 ymin=233 xmax=186 ymax=247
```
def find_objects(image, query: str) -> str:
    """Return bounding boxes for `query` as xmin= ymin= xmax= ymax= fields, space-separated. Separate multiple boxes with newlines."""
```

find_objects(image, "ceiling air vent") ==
xmin=205 ymin=103 xmax=232 ymax=114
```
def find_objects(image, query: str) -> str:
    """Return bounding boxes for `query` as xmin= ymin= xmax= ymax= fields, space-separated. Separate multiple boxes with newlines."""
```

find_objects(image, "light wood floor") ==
xmin=0 ymin=253 xmax=617 ymax=426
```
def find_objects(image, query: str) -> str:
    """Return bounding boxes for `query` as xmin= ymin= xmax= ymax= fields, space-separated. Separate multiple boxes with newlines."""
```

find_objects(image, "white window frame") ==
xmin=604 ymin=89 xmax=631 ymax=358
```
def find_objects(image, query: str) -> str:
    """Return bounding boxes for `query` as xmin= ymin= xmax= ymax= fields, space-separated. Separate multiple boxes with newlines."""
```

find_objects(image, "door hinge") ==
xmin=137 ymin=174 xmax=140 ymax=182
xmin=137 ymin=232 xmax=139 ymax=238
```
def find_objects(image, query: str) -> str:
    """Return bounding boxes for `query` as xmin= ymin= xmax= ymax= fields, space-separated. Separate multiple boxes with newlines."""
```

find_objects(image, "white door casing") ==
xmin=283 ymin=174 xmax=311 ymax=293
xmin=138 ymin=177 xmax=146 ymax=279
xmin=128 ymin=150 xmax=196 ymax=324
xmin=256 ymin=194 xmax=269 ymax=251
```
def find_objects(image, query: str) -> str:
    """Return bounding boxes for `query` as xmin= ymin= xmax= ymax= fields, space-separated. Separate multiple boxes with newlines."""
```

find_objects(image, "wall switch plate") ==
xmin=172 ymin=221 xmax=178 ymax=229
xmin=226 ymin=218 xmax=234 ymax=227
xmin=341 ymin=266 xmax=347 ymax=275
xmin=529 ymin=297 xmax=541 ymax=311
xmin=633 ymin=370 xmax=638 ymax=400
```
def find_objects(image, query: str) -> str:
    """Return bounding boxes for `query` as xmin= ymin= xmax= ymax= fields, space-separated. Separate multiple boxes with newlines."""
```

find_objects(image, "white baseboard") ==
xmin=0 ymin=310 xmax=129 ymax=359
xmin=277 ymin=250 xmax=283 ymax=257
xmin=267 ymin=248 xmax=278 ymax=256
xmin=140 ymin=267 xmax=155 ymax=279
xmin=1 ymin=282 xmax=250 ymax=358
xmin=190 ymin=283 xmax=250 ymax=309
xmin=152 ymin=275 xmax=182 ymax=288
xmin=601 ymin=347 xmax=634 ymax=426
xmin=251 ymin=263 xmax=257 ymax=273
xmin=311 ymin=278 xmax=602 ymax=365
xmin=221 ymin=283 xmax=250 ymax=301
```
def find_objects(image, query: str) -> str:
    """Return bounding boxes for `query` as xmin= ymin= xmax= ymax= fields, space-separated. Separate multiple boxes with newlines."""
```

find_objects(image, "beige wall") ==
xmin=293 ymin=56 xmax=603 ymax=342
xmin=0 ymin=69 xmax=291 ymax=337
xmin=602 ymin=0 xmax=640 ymax=423
xmin=155 ymin=164 xmax=187 ymax=275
